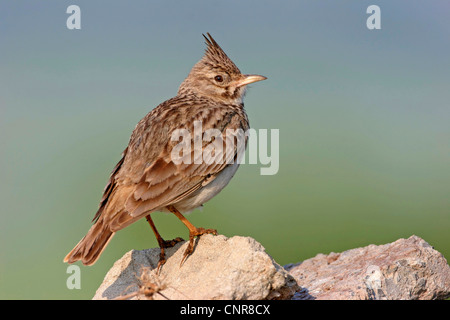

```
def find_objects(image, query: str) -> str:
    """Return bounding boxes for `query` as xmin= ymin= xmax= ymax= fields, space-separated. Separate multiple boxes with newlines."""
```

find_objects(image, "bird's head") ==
xmin=178 ymin=33 xmax=266 ymax=104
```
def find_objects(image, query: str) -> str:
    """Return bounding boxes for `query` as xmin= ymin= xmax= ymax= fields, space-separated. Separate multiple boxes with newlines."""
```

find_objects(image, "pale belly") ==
xmin=171 ymin=162 xmax=241 ymax=213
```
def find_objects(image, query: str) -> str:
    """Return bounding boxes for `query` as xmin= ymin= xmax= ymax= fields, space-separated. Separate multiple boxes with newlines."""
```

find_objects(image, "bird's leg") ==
xmin=166 ymin=205 xmax=217 ymax=266
xmin=145 ymin=215 xmax=184 ymax=273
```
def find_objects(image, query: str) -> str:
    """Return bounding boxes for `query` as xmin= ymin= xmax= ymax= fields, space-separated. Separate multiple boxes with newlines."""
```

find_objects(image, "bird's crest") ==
xmin=202 ymin=33 xmax=241 ymax=74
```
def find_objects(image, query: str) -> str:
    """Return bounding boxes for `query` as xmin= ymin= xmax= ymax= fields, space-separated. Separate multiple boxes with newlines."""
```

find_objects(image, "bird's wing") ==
xmin=98 ymin=101 xmax=248 ymax=232
xmin=91 ymin=147 xmax=128 ymax=223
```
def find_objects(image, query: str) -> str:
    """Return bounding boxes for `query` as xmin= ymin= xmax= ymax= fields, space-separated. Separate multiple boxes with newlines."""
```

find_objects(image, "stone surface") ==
xmin=285 ymin=235 xmax=450 ymax=300
xmin=93 ymin=234 xmax=298 ymax=300
xmin=93 ymin=234 xmax=450 ymax=300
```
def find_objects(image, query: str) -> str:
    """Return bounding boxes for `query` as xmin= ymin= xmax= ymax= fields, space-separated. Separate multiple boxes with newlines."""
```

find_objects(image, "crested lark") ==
xmin=64 ymin=33 xmax=266 ymax=269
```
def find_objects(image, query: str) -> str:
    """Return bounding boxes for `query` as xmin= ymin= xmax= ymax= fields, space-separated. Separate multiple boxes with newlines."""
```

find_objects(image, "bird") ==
xmin=64 ymin=33 xmax=266 ymax=271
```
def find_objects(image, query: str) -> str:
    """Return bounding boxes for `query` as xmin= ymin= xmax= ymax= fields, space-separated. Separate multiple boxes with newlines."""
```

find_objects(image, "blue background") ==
xmin=0 ymin=1 xmax=449 ymax=299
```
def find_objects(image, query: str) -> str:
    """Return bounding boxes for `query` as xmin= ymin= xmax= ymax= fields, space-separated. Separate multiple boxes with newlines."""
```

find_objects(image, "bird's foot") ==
xmin=156 ymin=237 xmax=184 ymax=273
xmin=162 ymin=237 xmax=184 ymax=248
xmin=180 ymin=227 xmax=217 ymax=266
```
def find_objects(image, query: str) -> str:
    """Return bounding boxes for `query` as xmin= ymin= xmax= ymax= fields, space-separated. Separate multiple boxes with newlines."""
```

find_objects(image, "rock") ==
xmin=93 ymin=234 xmax=450 ymax=300
xmin=285 ymin=235 xmax=450 ymax=300
xmin=93 ymin=234 xmax=299 ymax=300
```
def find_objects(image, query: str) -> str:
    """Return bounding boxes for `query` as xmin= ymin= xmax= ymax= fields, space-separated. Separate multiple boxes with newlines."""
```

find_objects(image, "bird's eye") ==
xmin=214 ymin=75 xmax=223 ymax=82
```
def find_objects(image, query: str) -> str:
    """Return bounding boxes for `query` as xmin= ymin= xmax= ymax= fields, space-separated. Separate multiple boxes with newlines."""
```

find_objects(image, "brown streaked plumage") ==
xmin=64 ymin=33 xmax=266 ymax=269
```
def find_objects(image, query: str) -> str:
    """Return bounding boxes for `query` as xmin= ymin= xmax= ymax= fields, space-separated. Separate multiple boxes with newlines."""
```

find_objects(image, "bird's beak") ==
xmin=236 ymin=74 xmax=267 ymax=87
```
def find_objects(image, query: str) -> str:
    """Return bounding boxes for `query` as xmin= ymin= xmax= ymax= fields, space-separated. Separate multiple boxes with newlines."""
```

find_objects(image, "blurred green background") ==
xmin=1 ymin=0 xmax=449 ymax=299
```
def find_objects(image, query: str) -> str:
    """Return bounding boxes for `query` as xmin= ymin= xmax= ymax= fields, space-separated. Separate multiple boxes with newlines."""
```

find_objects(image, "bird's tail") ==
xmin=64 ymin=219 xmax=115 ymax=266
